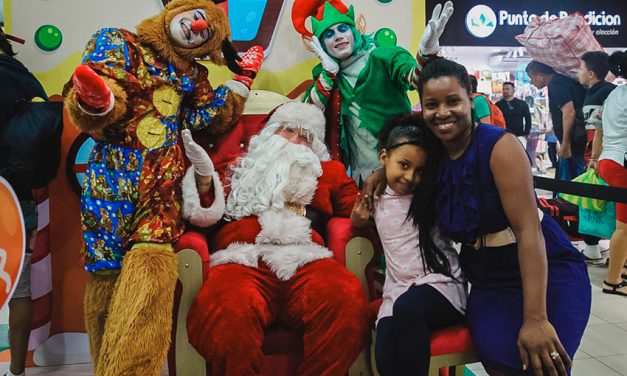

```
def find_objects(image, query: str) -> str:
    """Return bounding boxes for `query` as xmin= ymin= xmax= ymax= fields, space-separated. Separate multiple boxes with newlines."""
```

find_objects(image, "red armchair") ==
xmin=167 ymin=90 xmax=372 ymax=376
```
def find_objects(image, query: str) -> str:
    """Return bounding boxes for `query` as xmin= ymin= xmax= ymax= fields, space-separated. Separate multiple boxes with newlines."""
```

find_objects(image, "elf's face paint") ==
xmin=169 ymin=8 xmax=211 ymax=48
xmin=321 ymin=23 xmax=354 ymax=61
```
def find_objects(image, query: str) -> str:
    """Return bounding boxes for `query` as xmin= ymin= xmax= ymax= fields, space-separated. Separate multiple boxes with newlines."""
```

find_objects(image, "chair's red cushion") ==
xmin=174 ymin=231 xmax=211 ymax=279
xmin=430 ymin=325 xmax=474 ymax=356
xmin=190 ymin=114 xmax=269 ymax=174
xmin=368 ymin=298 xmax=474 ymax=356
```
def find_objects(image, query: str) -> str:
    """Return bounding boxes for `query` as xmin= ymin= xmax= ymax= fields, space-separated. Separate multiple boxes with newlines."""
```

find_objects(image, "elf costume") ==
xmin=292 ymin=0 xmax=453 ymax=181
xmin=63 ymin=1 xmax=263 ymax=374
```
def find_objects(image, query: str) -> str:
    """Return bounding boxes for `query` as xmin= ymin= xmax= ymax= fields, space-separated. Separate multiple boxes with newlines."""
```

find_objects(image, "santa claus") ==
xmin=181 ymin=101 xmax=370 ymax=375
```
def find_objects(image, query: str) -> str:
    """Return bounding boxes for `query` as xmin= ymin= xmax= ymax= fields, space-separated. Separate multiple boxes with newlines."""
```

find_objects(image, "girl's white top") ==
xmin=373 ymin=186 xmax=467 ymax=324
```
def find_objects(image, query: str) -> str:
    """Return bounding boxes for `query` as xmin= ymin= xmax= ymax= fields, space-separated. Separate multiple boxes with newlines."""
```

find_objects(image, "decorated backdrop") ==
xmin=2 ymin=0 xmax=425 ymax=367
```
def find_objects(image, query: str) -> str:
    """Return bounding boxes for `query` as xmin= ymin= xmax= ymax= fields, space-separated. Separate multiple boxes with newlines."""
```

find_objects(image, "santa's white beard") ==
xmin=226 ymin=135 xmax=322 ymax=220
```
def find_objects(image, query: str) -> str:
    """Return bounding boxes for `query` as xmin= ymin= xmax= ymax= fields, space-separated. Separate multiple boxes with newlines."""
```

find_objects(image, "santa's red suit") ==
xmin=182 ymin=102 xmax=370 ymax=376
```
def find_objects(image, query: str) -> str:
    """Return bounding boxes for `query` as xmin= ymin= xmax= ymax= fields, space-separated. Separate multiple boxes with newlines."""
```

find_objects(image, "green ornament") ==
xmin=35 ymin=25 xmax=63 ymax=52
xmin=377 ymin=0 xmax=393 ymax=3
xmin=375 ymin=28 xmax=397 ymax=47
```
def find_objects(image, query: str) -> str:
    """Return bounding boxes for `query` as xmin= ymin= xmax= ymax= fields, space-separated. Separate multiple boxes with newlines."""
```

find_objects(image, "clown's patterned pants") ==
xmin=187 ymin=258 xmax=370 ymax=376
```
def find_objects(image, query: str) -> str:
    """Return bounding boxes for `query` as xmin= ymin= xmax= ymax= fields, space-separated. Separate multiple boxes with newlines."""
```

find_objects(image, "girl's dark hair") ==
xmin=417 ymin=57 xmax=472 ymax=99
xmin=608 ymin=50 xmax=627 ymax=78
xmin=378 ymin=113 xmax=453 ymax=278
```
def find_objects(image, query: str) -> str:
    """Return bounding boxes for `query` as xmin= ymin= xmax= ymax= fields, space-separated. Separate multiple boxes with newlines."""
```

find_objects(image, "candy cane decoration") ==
xmin=28 ymin=188 xmax=53 ymax=351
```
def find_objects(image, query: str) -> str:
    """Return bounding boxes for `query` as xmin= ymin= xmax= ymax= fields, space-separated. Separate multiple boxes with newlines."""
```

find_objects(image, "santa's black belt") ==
xmin=534 ymin=176 xmax=627 ymax=204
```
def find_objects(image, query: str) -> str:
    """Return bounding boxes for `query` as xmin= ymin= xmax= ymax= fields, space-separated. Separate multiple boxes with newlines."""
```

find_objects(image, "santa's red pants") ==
xmin=187 ymin=258 xmax=370 ymax=376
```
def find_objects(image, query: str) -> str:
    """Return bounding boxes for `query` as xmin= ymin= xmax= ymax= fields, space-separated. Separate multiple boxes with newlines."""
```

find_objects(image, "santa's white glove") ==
xmin=182 ymin=129 xmax=214 ymax=177
xmin=310 ymin=36 xmax=340 ymax=75
xmin=419 ymin=1 xmax=454 ymax=56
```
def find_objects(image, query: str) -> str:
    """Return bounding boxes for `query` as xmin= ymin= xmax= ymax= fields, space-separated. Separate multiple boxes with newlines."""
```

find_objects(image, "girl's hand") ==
xmin=351 ymin=192 xmax=372 ymax=228
xmin=517 ymin=319 xmax=571 ymax=376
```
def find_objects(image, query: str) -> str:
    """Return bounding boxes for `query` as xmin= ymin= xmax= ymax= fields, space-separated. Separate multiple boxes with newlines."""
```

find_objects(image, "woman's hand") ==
xmin=351 ymin=192 xmax=372 ymax=228
xmin=517 ymin=319 xmax=572 ymax=376
xmin=362 ymin=168 xmax=386 ymax=207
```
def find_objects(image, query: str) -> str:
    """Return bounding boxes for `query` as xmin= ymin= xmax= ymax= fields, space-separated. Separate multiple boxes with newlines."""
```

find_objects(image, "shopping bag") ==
xmin=578 ymin=203 xmax=616 ymax=239
xmin=515 ymin=13 xmax=603 ymax=80
xmin=559 ymin=169 xmax=608 ymax=211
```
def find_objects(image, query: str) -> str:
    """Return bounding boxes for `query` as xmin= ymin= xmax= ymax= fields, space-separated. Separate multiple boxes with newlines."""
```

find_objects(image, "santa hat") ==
xmin=291 ymin=0 xmax=355 ymax=38
xmin=266 ymin=102 xmax=326 ymax=142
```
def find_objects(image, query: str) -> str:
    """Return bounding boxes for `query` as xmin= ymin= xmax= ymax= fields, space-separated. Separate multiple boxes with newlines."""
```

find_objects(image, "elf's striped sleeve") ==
xmin=408 ymin=51 xmax=432 ymax=89
xmin=305 ymin=70 xmax=336 ymax=110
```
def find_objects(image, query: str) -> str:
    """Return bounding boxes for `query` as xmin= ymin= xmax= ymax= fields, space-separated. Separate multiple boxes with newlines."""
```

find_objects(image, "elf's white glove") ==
xmin=182 ymin=129 xmax=214 ymax=177
xmin=419 ymin=1 xmax=454 ymax=56
xmin=310 ymin=36 xmax=340 ymax=75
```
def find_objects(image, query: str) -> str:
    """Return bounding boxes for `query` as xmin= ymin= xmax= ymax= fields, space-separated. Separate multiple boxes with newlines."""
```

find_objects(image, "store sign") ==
xmin=429 ymin=0 xmax=627 ymax=47
xmin=466 ymin=5 xmax=497 ymax=38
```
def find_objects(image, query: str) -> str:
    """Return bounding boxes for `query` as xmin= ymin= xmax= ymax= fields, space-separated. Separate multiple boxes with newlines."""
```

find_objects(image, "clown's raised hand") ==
xmin=232 ymin=45 xmax=265 ymax=89
xmin=419 ymin=1 xmax=454 ymax=56
xmin=310 ymin=36 xmax=340 ymax=75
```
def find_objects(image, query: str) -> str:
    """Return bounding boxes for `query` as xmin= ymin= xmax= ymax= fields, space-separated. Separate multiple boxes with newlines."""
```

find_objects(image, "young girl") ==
xmin=352 ymin=114 xmax=466 ymax=376
xmin=414 ymin=57 xmax=590 ymax=375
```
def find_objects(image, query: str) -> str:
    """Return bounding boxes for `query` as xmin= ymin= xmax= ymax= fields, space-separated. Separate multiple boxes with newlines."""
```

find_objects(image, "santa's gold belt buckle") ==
xmin=284 ymin=202 xmax=306 ymax=217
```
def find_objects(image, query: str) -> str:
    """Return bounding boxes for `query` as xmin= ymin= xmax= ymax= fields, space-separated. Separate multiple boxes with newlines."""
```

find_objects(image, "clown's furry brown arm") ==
xmin=64 ymin=77 xmax=128 ymax=133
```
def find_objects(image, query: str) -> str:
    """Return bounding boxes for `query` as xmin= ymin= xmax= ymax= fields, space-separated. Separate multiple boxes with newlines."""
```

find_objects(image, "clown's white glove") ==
xmin=310 ymin=36 xmax=340 ymax=75
xmin=419 ymin=1 xmax=454 ymax=56
xmin=182 ymin=129 xmax=214 ymax=177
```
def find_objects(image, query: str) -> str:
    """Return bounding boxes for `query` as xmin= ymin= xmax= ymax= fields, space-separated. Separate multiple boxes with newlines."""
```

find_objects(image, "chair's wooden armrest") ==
xmin=175 ymin=230 xmax=210 ymax=279
xmin=344 ymin=237 xmax=375 ymax=298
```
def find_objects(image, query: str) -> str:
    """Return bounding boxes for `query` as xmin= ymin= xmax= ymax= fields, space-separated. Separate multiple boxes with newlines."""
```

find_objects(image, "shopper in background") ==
xmin=527 ymin=61 xmax=587 ymax=181
xmin=525 ymin=95 xmax=545 ymax=173
xmin=595 ymin=51 xmax=627 ymax=297
xmin=469 ymin=75 xmax=491 ymax=124
xmin=545 ymin=118 xmax=559 ymax=169
xmin=496 ymin=82 xmax=531 ymax=144
xmin=577 ymin=51 xmax=616 ymax=265
xmin=0 ymin=26 xmax=45 ymax=376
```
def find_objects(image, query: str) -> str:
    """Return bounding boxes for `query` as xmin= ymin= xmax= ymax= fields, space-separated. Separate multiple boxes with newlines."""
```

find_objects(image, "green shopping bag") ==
xmin=578 ymin=202 xmax=616 ymax=239
xmin=559 ymin=169 xmax=608 ymax=211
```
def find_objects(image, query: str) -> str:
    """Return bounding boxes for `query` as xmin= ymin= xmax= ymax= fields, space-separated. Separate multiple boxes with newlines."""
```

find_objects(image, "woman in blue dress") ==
xmin=420 ymin=57 xmax=591 ymax=375
xmin=384 ymin=57 xmax=591 ymax=375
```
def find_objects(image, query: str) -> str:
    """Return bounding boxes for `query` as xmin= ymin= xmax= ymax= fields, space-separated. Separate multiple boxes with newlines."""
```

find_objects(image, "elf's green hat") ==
xmin=311 ymin=2 xmax=355 ymax=38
